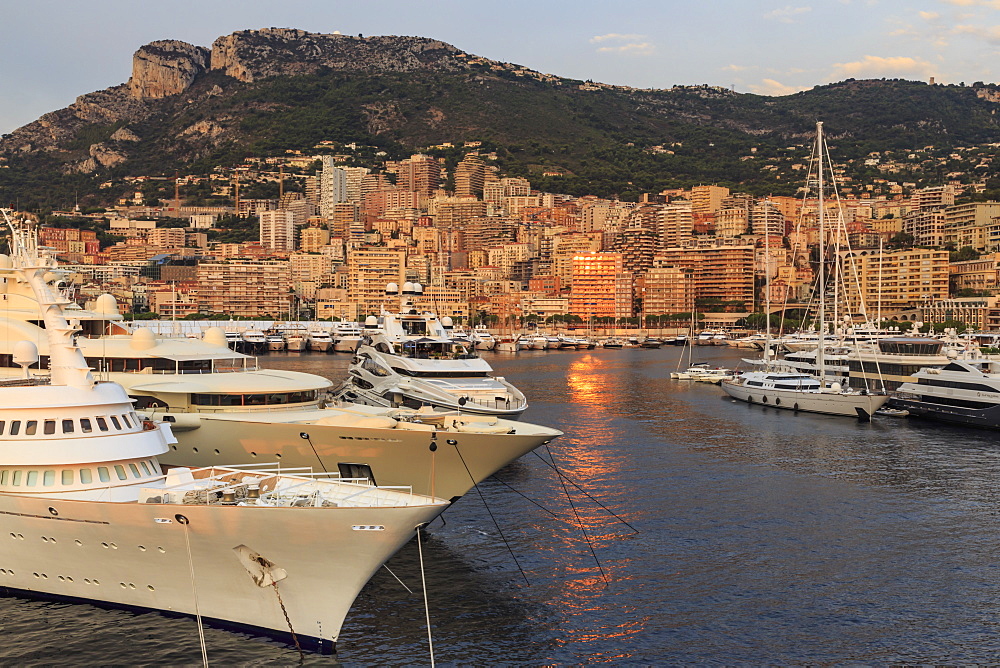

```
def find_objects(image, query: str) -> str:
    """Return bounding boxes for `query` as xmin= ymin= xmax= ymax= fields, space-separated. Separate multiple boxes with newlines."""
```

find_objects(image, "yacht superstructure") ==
xmin=892 ymin=359 xmax=1000 ymax=429
xmin=333 ymin=283 xmax=528 ymax=418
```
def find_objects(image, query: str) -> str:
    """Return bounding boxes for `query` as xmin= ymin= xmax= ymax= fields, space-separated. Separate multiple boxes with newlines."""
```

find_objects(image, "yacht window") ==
xmin=26 ymin=471 xmax=38 ymax=486
xmin=98 ymin=467 xmax=110 ymax=482
xmin=121 ymin=415 xmax=132 ymax=428
xmin=110 ymin=416 xmax=121 ymax=430
xmin=25 ymin=421 xmax=37 ymax=436
xmin=80 ymin=419 xmax=92 ymax=433
xmin=62 ymin=420 xmax=74 ymax=433
xmin=43 ymin=471 xmax=55 ymax=486
xmin=96 ymin=417 xmax=108 ymax=432
xmin=0 ymin=421 xmax=5 ymax=435
xmin=149 ymin=460 xmax=161 ymax=474
xmin=0 ymin=471 xmax=7 ymax=485
xmin=43 ymin=421 xmax=55 ymax=435
xmin=114 ymin=465 xmax=127 ymax=480
xmin=8 ymin=421 xmax=18 ymax=436
xmin=62 ymin=470 xmax=74 ymax=485
xmin=747 ymin=381 xmax=764 ymax=387
xmin=11 ymin=471 xmax=21 ymax=486
xmin=139 ymin=461 xmax=151 ymax=476
xmin=128 ymin=463 xmax=141 ymax=478
xmin=79 ymin=469 xmax=92 ymax=484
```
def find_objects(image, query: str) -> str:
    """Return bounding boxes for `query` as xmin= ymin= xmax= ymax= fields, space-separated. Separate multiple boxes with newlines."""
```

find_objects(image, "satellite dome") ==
xmin=94 ymin=294 xmax=120 ymax=316
xmin=203 ymin=327 xmax=228 ymax=348
xmin=130 ymin=327 xmax=158 ymax=350
xmin=12 ymin=340 xmax=38 ymax=368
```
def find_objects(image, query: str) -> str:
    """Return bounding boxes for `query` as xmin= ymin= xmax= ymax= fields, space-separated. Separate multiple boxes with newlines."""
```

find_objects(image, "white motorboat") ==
xmin=471 ymin=327 xmax=497 ymax=351
xmin=332 ymin=282 xmax=528 ymax=418
xmin=332 ymin=322 xmax=363 ymax=353
xmin=265 ymin=332 xmax=286 ymax=352
xmin=306 ymin=327 xmax=334 ymax=352
xmin=282 ymin=326 xmax=307 ymax=352
xmin=0 ymin=261 xmax=561 ymax=503
xmin=892 ymin=359 xmax=1000 ymax=429
xmin=239 ymin=329 xmax=266 ymax=354
xmin=0 ymin=209 xmax=449 ymax=654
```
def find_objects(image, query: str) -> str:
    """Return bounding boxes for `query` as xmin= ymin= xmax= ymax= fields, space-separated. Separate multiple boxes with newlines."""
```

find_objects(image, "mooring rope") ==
xmin=179 ymin=515 xmax=209 ymax=668
xmin=416 ymin=526 xmax=435 ymax=667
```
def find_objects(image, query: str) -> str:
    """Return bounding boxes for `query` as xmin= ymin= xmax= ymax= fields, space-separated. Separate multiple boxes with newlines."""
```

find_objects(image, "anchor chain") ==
xmin=272 ymin=581 xmax=304 ymax=660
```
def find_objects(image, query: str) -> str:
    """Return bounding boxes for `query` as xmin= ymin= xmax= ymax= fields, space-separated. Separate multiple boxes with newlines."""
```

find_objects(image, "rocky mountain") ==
xmin=5 ymin=27 xmax=1000 ymax=208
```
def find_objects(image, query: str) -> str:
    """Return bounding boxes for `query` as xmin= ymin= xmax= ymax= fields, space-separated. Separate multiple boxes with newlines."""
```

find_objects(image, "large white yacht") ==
xmin=892 ymin=359 xmax=1000 ymax=429
xmin=333 ymin=283 xmax=528 ymax=418
xmin=0 ymin=209 xmax=449 ymax=654
xmin=331 ymin=321 xmax=363 ymax=353
xmin=0 ymin=263 xmax=559 ymax=504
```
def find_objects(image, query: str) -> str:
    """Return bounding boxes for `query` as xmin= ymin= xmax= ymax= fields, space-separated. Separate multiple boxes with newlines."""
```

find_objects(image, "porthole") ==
xmin=762 ymin=396 xmax=768 ymax=404
xmin=250 ymin=452 xmax=257 ymax=458
xmin=192 ymin=448 xmax=198 ymax=453
xmin=119 ymin=582 xmax=127 ymax=589
xmin=775 ymin=398 xmax=781 ymax=406
xmin=110 ymin=543 xmax=118 ymax=549
xmin=214 ymin=449 xmax=220 ymax=455
xmin=138 ymin=546 xmax=146 ymax=552
xmin=147 ymin=585 xmax=155 ymax=591
xmin=74 ymin=540 xmax=82 ymax=546
xmin=157 ymin=547 xmax=165 ymax=553
xmin=101 ymin=542 xmax=109 ymax=549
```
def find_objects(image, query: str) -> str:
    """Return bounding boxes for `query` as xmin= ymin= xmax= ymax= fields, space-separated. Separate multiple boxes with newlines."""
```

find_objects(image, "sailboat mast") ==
xmin=816 ymin=122 xmax=826 ymax=384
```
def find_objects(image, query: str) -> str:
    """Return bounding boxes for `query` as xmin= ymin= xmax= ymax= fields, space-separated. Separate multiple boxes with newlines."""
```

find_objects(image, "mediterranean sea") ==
xmin=2 ymin=345 xmax=1000 ymax=664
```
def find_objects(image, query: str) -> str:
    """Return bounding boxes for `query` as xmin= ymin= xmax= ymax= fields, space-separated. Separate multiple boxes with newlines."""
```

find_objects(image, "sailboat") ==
xmin=720 ymin=122 xmax=888 ymax=419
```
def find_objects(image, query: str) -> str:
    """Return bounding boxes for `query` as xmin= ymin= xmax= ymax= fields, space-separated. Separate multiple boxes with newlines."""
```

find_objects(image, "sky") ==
xmin=5 ymin=0 xmax=1000 ymax=135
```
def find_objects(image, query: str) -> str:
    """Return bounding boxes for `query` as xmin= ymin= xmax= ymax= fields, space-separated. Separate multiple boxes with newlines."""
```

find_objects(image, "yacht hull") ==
xmin=889 ymin=397 xmax=1000 ymax=429
xmin=157 ymin=414 xmax=557 ymax=501
xmin=721 ymin=381 xmax=888 ymax=418
xmin=0 ymin=493 xmax=443 ymax=653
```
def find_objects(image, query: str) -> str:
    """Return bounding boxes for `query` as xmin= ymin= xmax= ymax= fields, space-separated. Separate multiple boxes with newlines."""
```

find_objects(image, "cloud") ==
xmin=748 ymin=79 xmax=810 ymax=96
xmin=919 ymin=10 xmax=940 ymax=19
xmin=830 ymin=55 xmax=936 ymax=78
xmin=941 ymin=0 xmax=1000 ymax=7
xmin=589 ymin=33 xmax=645 ymax=44
xmin=764 ymin=6 xmax=813 ymax=23
xmin=590 ymin=33 xmax=654 ymax=55
xmin=953 ymin=23 xmax=1000 ymax=43
xmin=722 ymin=64 xmax=753 ymax=72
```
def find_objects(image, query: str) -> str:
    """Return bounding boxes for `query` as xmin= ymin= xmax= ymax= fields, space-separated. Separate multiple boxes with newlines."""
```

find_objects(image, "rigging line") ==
xmin=529 ymin=450 xmax=639 ymax=534
xmin=452 ymin=442 xmax=529 ymax=586
xmin=545 ymin=444 xmax=608 ymax=587
xmin=382 ymin=564 xmax=415 ymax=595
xmin=416 ymin=526 xmax=436 ymax=668
xmin=179 ymin=516 xmax=209 ymax=668
xmin=298 ymin=432 xmax=329 ymax=474
xmin=487 ymin=475 xmax=563 ymax=520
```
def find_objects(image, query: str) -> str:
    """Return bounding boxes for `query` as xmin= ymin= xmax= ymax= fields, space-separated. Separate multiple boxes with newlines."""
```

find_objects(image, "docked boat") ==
xmin=332 ymin=283 xmax=528 ymax=418
xmin=239 ymin=329 xmax=266 ymax=354
xmin=306 ymin=327 xmax=334 ymax=353
xmin=470 ymin=327 xmax=497 ymax=351
xmin=0 ymin=209 xmax=449 ymax=654
xmin=891 ymin=360 xmax=1000 ymax=429
xmin=331 ymin=322 xmax=363 ymax=353
xmin=640 ymin=337 xmax=662 ymax=349
xmin=602 ymin=338 xmax=624 ymax=349
xmin=265 ymin=332 xmax=286 ymax=352
xmin=0 ymin=265 xmax=560 ymax=503
xmin=720 ymin=122 xmax=888 ymax=420
xmin=282 ymin=327 xmax=307 ymax=352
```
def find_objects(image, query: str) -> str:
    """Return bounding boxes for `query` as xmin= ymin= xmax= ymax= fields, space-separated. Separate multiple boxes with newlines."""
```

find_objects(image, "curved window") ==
xmin=110 ymin=417 xmax=121 ymax=430
xmin=12 ymin=471 xmax=21 ymax=486
xmin=139 ymin=461 xmax=151 ymax=476
xmin=79 ymin=469 xmax=92 ymax=484
xmin=120 ymin=415 xmax=132 ymax=429
xmin=80 ymin=419 xmax=92 ymax=433
xmin=190 ymin=390 xmax=319 ymax=406
xmin=62 ymin=420 xmax=74 ymax=433
xmin=96 ymin=417 xmax=108 ymax=432
xmin=128 ymin=463 xmax=140 ymax=478
xmin=114 ymin=465 xmax=127 ymax=481
xmin=25 ymin=421 xmax=37 ymax=436
xmin=0 ymin=470 xmax=7 ymax=485
xmin=26 ymin=471 xmax=38 ymax=486
xmin=97 ymin=467 xmax=110 ymax=483
xmin=8 ymin=421 xmax=18 ymax=436
xmin=43 ymin=471 xmax=55 ymax=486
xmin=62 ymin=470 xmax=74 ymax=485
xmin=44 ymin=421 xmax=56 ymax=435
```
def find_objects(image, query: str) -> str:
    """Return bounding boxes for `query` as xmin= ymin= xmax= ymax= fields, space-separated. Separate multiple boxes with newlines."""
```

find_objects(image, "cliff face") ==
xmin=208 ymin=28 xmax=469 ymax=83
xmin=0 ymin=28 xmax=475 ymax=171
xmin=128 ymin=40 xmax=210 ymax=99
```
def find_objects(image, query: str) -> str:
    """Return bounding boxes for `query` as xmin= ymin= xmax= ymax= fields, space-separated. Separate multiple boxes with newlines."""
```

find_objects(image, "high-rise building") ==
xmin=656 ymin=245 xmax=755 ymax=306
xmin=454 ymin=153 xmax=487 ymax=198
xmin=690 ymin=185 xmax=730 ymax=215
xmin=347 ymin=248 xmax=407 ymax=316
xmin=259 ymin=210 xmax=296 ymax=252
xmin=750 ymin=200 xmax=786 ymax=237
xmin=318 ymin=157 xmax=347 ymax=218
xmin=386 ymin=154 xmax=441 ymax=197
xmin=195 ymin=259 xmax=291 ymax=317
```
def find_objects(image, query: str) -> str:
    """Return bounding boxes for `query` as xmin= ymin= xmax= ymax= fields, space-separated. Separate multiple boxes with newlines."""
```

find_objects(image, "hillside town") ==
xmin=34 ymin=142 xmax=1000 ymax=332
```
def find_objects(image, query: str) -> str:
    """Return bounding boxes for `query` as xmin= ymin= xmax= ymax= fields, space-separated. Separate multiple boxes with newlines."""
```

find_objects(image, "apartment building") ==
xmin=568 ymin=252 xmax=633 ymax=319
xmin=656 ymin=245 xmax=755 ymax=305
xmin=950 ymin=252 xmax=1000 ymax=294
xmin=690 ymin=185 xmax=730 ymax=215
xmin=943 ymin=201 xmax=1000 ymax=250
xmin=641 ymin=264 xmax=695 ymax=315
xmin=195 ymin=259 xmax=291 ymax=317
xmin=850 ymin=248 xmax=950 ymax=311
xmin=902 ymin=209 xmax=946 ymax=247
xmin=259 ymin=210 xmax=296 ymax=252
xmin=318 ymin=157 xmax=347 ymax=219
xmin=347 ymin=248 xmax=407 ymax=316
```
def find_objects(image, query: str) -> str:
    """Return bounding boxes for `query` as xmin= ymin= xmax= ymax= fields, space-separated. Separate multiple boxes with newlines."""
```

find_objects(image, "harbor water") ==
xmin=3 ymin=345 xmax=1000 ymax=664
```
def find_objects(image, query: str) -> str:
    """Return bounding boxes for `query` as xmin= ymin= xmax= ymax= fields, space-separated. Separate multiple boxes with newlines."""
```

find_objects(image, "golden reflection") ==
xmin=566 ymin=355 xmax=612 ymax=408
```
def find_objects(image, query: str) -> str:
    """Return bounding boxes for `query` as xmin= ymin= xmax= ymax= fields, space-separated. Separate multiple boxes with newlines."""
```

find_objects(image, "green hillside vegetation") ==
xmin=5 ymin=64 xmax=1000 ymax=210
